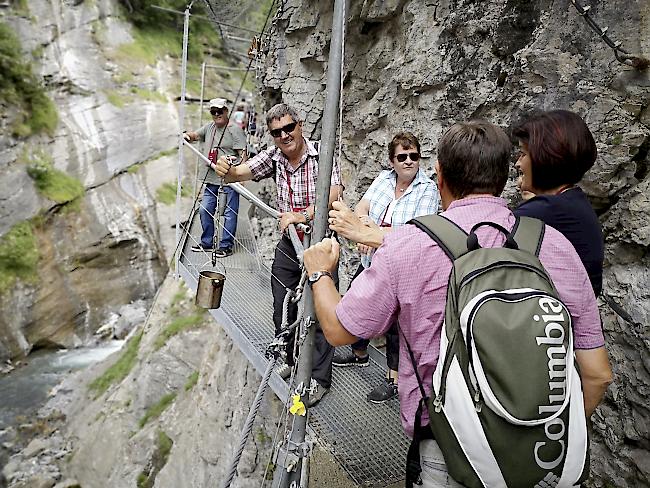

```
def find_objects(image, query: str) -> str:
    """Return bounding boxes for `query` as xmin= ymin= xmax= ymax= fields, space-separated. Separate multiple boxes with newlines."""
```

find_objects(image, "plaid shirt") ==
xmin=361 ymin=168 xmax=439 ymax=267
xmin=247 ymin=138 xmax=342 ymax=213
xmin=364 ymin=169 xmax=440 ymax=227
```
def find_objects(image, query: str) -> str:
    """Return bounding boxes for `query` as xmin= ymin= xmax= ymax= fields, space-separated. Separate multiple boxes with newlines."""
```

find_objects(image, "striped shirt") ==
xmin=247 ymin=138 xmax=342 ymax=213
xmin=336 ymin=197 xmax=605 ymax=438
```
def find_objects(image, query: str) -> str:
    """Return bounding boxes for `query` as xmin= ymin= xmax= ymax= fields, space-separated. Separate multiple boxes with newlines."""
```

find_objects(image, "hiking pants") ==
xmin=349 ymin=264 xmax=400 ymax=371
xmin=420 ymin=440 xmax=465 ymax=487
xmin=271 ymin=234 xmax=334 ymax=389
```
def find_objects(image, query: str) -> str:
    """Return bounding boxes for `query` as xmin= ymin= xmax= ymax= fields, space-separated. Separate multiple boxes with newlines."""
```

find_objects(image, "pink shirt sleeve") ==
xmin=336 ymin=240 xmax=399 ymax=339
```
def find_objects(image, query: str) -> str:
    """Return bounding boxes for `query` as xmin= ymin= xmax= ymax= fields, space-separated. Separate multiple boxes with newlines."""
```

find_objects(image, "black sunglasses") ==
xmin=270 ymin=122 xmax=297 ymax=138
xmin=395 ymin=152 xmax=420 ymax=162
xmin=210 ymin=107 xmax=226 ymax=116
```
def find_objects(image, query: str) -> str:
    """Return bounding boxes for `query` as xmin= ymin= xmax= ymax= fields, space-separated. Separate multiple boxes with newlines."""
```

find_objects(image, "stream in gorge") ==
xmin=0 ymin=341 xmax=124 ymax=432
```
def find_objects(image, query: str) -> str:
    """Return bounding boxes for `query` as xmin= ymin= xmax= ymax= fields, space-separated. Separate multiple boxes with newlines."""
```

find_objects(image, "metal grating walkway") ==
xmin=178 ymin=198 xmax=409 ymax=487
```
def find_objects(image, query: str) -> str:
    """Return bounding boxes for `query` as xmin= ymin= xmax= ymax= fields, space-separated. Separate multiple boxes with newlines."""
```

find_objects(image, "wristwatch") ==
xmin=300 ymin=209 xmax=311 ymax=225
xmin=308 ymin=270 xmax=332 ymax=286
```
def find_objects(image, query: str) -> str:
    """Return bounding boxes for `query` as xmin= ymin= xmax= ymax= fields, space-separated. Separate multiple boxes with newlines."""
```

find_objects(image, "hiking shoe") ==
xmin=367 ymin=378 xmax=398 ymax=404
xmin=332 ymin=350 xmax=369 ymax=367
xmin=276 ymin=364 xmax=291 ymax=380
xmin=191 ymin=244 xmax=213 ymax=252
xmin=307 ymin=379 xmax=329 ymax=407
xmin=213 ymin=247 xmax=233 ymax=258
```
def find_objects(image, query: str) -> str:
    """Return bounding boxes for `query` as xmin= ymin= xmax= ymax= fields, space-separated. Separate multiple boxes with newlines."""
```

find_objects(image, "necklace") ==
xmin=399 ymin=188 xmax=405 ymax=192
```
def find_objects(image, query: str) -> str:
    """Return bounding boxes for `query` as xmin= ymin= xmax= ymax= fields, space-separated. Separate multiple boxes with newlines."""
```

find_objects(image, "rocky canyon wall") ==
xmin=257 ymin=0 xmax=650 ymax=486
xmin=0 ymin=0 xmax=177 ymax=360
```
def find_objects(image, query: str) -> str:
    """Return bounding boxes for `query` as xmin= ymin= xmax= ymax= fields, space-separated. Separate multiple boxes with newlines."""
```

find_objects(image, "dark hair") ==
xmin=512 ymin=110 xmax=597 ymax=190
xmin=437 ymin=121 xmax=512 ymax=198
xmin=388 ymin=132 xmax=420 ymax=160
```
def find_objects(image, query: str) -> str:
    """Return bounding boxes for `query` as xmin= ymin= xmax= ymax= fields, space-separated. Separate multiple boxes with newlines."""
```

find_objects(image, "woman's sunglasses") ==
xmin=395 ymin=152 xmax=420 ymax=162
xmin=210 ymin=107 xmax=226 ymax=116
xmin=270 ymin=122 xmax=297 ymax=138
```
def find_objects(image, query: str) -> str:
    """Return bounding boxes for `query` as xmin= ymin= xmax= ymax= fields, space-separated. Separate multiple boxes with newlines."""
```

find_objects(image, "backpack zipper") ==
xmin=434 ymin=329 xmax=458 ymax=413
xmin=459 ymin=261 xmax=552 ymax=289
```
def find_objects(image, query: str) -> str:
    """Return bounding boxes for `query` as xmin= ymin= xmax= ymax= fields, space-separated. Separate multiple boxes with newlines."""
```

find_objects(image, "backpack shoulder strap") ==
xmin=409 ymin=214 xmax=469 ymax=261
xmin=509 ymin=216 xmax=545 ymax=256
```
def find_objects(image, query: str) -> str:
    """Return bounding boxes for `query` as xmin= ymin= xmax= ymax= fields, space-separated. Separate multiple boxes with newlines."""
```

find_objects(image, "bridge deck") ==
xmin=178 ymin=198 xmax=408 ymax=487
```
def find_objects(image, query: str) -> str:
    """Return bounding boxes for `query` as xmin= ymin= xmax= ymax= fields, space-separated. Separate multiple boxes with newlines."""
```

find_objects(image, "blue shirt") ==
xmin=361 ymin=168 xmax=440 ymax=267
xmin=364 ymin=168 xmax=440 ymax=227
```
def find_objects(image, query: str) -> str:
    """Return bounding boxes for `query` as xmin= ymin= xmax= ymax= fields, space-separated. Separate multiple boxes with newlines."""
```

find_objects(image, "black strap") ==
xmin=409 ymin=215 xmax=469 ymax=261
xmin=467 ymin=221 xmax=519 ymax=251
xmin=398 ymin=323 xmax=430 ymax=487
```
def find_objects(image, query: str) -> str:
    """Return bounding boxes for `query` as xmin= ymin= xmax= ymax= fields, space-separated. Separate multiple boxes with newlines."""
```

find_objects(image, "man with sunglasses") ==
xmin=214 ymin=102 xmax=343 ymax=406
xmin=328 ymin=132 xmax=439 ymax=404
xmin=184 ymin=98 xmax=247 ymax=256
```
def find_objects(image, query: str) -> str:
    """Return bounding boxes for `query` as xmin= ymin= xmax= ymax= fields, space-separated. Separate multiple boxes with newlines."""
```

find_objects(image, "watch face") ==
xmin=309 ymin=272 xmax=321 ymax=283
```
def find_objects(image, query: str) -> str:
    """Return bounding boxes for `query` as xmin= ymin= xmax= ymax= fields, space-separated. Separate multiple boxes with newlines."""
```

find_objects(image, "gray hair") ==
xmin=265 ymin=103 xmax=302 ymax=127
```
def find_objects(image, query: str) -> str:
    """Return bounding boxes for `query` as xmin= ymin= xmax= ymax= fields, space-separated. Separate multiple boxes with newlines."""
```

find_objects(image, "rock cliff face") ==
xmin=0 ymin=0 xmax=174 ymax=359
xmin=257 ymin=1 xmax=650 ymax=485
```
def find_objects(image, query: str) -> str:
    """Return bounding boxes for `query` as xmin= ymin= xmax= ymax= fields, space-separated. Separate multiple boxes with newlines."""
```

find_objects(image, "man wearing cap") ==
xmin=184 ymin=98 xmax=247 ymax=256
xmin=213 ymin=102 xmax=343 ymax=406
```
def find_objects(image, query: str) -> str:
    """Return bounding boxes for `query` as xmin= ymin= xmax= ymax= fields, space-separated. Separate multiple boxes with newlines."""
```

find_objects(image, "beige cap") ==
xmin=209 ymin=98 xmax=228 ymax=109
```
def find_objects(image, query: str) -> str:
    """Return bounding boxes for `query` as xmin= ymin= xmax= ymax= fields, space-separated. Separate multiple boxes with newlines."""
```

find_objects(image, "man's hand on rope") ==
xmin=215 ymin=155 xmax=233 ymax=178
xmin=329 ymin=201 xmax=382 ymax=249
xmin=304 ymin=238 xmax=340 ymax=275
xmin=279 ymin=211 xmax=306 ymax=234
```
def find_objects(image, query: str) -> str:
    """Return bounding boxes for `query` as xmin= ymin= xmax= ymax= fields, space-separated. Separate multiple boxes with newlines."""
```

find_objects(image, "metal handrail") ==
xmin=182 ymin=140 xmax=307 ymax=261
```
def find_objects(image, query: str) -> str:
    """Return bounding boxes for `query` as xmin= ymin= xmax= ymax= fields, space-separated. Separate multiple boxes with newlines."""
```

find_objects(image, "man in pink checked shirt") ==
xmin=304 ymin=120 xmax=612 ymax=487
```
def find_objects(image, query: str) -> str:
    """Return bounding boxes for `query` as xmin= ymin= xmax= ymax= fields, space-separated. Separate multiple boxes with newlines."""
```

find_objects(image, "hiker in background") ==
xmin=304 ymin=120 xmax=611 ymax=486
xmin=329 ymin=132 xmax=440 ymax=404
xmin=214 ymin=103 xmax=343 ymax=407
xmin=184 ymin=97 xmax=246 ymax=256
xmin=513 ymin=109 xmax=604 ymax=296
xmin=232 ymin=100 xmax=248 ymax=130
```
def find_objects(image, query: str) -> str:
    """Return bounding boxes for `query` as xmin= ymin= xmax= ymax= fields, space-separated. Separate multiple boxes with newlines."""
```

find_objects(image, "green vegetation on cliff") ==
xmin=138 ymin=392 xmax=177 ymax=428
xmin=137 ymin=430 xmax=174 ymax=488
xmin=0 ymin=24 xmax=58 ymax=137
xmin=25 ymin=151 xmax=85 ymax=205
xmin=155 ymin=181 xmax=190 ymax=205
xmin=88 ymin=330 xmax=144 ymax=397
xmin=0 ymin=221 xmax=39 ymax=294
xmin=153 ymin=312 xmax=205 ymax=350
xmin=184 ymin=371 xmax=199 ymax=391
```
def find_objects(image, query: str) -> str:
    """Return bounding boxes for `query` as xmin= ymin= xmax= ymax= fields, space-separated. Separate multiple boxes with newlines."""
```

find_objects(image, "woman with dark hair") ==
xmin=513 ymin=109 xmax=604 ymax=296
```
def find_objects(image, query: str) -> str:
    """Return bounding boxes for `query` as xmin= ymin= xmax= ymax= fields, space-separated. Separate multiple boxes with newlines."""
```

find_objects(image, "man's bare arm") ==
xmin=215 ymin=156 xmax=253 ymax=183
xmin=304 ymin=238 xmax=358 ymax=346
xmin=575 ymin=347 xmax=613 ymax=417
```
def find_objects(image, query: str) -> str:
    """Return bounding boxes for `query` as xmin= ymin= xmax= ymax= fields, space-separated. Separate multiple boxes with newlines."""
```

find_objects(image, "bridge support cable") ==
xmin=191 ymin=61 xmax=207 ymax=199
xmin=175 ymin=5 xmax=191 ymax=278
xmin=272 ymin=0 xmax=348 ymax=486
xmin=172 ymin=0 xmax=278 ymax=269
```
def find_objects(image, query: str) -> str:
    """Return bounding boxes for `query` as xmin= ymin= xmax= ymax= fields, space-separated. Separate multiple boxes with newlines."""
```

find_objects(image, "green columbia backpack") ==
xmin=407 ymin=215 xmax=589 ymax=488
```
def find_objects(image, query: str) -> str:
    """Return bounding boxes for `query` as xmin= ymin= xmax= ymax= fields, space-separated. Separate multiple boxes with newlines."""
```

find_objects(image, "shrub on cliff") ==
xmin=0 ymin=23 xmax=58 ymax=137
xmin=24 ymin=150 xmax=85 ymax=204
xmin=0 ymin=221 xmax=39 ymax=294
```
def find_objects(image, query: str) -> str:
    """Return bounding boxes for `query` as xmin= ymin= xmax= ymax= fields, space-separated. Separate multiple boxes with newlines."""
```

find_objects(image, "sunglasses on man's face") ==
xmin=269 ymin=122 xmax=298 ymax=138
xmin=210 ymin=107 xmax=226 ymax=116
xmin=395 ymin=152 xmax=420 ymax=162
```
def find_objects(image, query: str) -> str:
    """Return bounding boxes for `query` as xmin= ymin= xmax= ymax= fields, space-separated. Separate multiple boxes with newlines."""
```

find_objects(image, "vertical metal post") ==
xmin=175 ymin=6 xmax=191 ymax=278
xmin=193 ymin=61 xmax=207 ymax=199
xmin=272 ymin=0 xmax=347 ymax=486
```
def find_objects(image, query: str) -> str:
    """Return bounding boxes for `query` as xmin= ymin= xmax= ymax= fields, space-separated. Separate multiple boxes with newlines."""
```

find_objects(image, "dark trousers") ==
xmin=349 ymin=264 xmax=400 ymax=371
xmin=271 ymin=235 xmax=334 ymax=389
